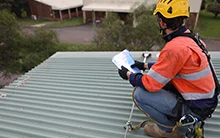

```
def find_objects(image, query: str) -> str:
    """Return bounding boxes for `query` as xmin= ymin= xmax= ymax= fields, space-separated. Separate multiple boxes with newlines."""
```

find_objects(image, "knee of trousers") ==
xmin=133 ymin=87 xmax=143 ymax=104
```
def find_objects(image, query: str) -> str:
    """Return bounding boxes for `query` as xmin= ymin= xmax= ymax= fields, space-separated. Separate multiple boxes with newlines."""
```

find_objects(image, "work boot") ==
xmin=144 ymin=123 xmax=180 ymax=138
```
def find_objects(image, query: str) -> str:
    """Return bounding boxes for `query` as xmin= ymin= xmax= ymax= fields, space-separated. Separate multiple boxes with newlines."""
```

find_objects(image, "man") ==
xmin=118 ymin=0 xmax=217 ymax=138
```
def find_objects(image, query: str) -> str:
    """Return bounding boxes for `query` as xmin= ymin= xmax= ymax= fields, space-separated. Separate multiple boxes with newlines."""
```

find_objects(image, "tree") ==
xmin=95 ymin=4 xmax=163 ymax=51
xmin=0 ymin=0 xmax=29 ymax=18
xmin=214 ymin=0 xmax=220 ymax=3
xmin=127 ymin=5 xmax=163 ymax=51
xmin=95 ymin=13 xmax=125 ymax=51
xmin=0 ymin=10 xmax=58 ymax=78
xmin=207 ymin=4 xmax=220 ymax=17
xmin=0 ymin=0 xmax=11 ymax=10
xmin=19 ymin=27 xmax=59 ymax=72
xmin=0 ymin=10 xmax=22 ymax=76
xmin=201 ymin=0 xmax=206 ymax=10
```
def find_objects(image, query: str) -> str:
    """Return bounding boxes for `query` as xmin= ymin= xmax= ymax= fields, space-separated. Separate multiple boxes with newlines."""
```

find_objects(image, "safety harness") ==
xmin=125 ymin=31 xmax=220 ymax=137
xmin=171 ymin=32 xmax=220 ymax=122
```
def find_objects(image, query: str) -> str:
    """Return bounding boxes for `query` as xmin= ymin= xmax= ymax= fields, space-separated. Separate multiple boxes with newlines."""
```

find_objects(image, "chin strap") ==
xmin=159 ymin=27 xmax=167 ymax=36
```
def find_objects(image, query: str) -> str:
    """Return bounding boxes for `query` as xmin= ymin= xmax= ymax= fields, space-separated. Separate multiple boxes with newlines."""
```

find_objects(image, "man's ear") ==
xmin=158 ymin=18 xmax=167 ymax=28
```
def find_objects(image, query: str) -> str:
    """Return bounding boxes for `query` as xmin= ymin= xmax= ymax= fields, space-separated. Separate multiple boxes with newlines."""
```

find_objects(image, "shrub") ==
xmin=201 ymin=0 xmax=206 ymax=10
xmin=95 ymin=13 xmax=125 ymax=51
xmin=95 ymin=5 xmax=164 ymax=51
xmin=19 ymin=27 xmax=59 ymax=72
xmin=0 ymin=10 xmax=22 ymax=76
xmin=0 ymin=10 xmax=59 ymax=77
xmin=207 ymin=4 xmax=220 ymax=17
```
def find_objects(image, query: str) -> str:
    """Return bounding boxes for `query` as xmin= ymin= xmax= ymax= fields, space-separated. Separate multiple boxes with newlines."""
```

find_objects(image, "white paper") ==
xmin=112 ymin=49 xmax=140 ymax=73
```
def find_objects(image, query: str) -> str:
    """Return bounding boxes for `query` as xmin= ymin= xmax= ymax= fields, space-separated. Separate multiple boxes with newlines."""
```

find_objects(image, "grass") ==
xmin=19 ymin=17 xmax=83 ymax=27
xmin=19 ymin=18 xmax=48 ymax=26
xmin=45 ymin=18 xmax=84 ymax=28
xmin=57 ymin=42 xmax=97 ymax=51
xmin=198 ymin=10 xmax=220 ymax=39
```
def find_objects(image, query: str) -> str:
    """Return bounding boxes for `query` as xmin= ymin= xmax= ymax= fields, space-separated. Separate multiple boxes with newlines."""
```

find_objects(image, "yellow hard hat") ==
xmin=153 ymin=0 xmax=190 ymax=18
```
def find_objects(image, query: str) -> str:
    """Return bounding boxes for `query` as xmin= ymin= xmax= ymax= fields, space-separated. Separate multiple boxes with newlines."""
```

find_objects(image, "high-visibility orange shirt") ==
xmin=141 ymin=36 xmax=215 ymax=101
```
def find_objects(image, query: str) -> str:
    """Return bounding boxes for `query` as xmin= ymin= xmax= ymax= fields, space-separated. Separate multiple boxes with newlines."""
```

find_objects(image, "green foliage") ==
xmin=207 ymin=3 xmax=220 ymax=17
xmin=57 ymin=43 xmax=96 ymax=51
xmin=0 ymin=0 xmax=29 ymax=18
xmin=0 ymin=1 xmax=11 ymax=10
xmin=94 ymin=5 xmax=163 ymax=51
xmin=18 ymin=18 xmax=48 ymax=26
xmin=0 ymin=11 xmax=59 ymax=77
xmin=201 ymin=0 xmax=206 ymax=10
xmin=128 ymin=5 xmax=163 ymax=51
xmin=0 ymin=10 xmax=22 ymax=75
xmin=19 ymin=28 xmax=59 ymax=72
xmin=95 ymin=13 xmax=125 ymax=51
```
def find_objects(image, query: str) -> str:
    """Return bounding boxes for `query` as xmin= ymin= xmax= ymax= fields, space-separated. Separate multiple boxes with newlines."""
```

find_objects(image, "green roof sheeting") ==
xmin=0 ymin=52 xmax=219 ymax=138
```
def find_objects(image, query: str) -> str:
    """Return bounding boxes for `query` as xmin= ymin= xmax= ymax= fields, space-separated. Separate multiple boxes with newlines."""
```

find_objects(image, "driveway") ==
xmin=203 ymin=39 xmax=220 ymax=51
xmin=2 ymin=25 xmax=220 ymax=87
xmin=23 ymin=23 xmax=94 ymax=44
xmin=53 ymin=23 xmax=94 ymax=44
xmin=23 ymin=23 xmax=220 ymax=50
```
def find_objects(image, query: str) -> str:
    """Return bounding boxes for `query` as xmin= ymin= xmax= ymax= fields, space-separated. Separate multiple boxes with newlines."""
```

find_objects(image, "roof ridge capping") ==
xmin=50 ymin=51 xmax=220 ymax=58
xmin=34 ymin=0 xmax=83 ymax=10
xmin=50 ymin=52 xmax=161 ymax=58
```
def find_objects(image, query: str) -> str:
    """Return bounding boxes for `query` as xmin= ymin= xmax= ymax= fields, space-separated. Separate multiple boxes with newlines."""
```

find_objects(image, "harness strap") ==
xmin=171 ymin=96 xmax=184 ymax=121
xmin=131 ymin=32 xmax=219 ymax=132
xmin=171 ymin=32 xmax=220 ymax=121
xmin=176 ymin=32 xmax=220 ymax=96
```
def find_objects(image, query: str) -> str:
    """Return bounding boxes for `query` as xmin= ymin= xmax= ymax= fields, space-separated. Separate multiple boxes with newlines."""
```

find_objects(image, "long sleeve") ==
xmin=129 ymin=46 xmax=190 ymax=92
xmin=129 ymin=73 xmax=145 ymax=90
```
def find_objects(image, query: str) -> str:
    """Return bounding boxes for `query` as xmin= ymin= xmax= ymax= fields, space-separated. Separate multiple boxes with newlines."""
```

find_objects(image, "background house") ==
xmin=82 ymin=0 xmax=202 ymax=29
xmin=82 ymin=0 xmax=157 ymax=23
xmin=27 ymin=0 xmax=202 ymax=28
xmin=28 ymin=0 xmax=83 ymax=21
xmin=187 ymin=0 xmax=203 ymax=29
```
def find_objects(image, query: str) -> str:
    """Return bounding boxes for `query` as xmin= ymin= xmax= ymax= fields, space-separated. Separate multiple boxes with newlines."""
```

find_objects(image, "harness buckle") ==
xmin=177 ymin=96 xmax=184 ymax=103
xmin=179 ymin=114 xmax=197 ymax=127
xmin=124 ymin=121 xmax=133 ymax=131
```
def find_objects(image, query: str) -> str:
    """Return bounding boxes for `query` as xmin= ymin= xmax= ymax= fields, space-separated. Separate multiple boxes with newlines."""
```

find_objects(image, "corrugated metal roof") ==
xmin=0 ymin=51 xmax=219 ymax=138
xmin=34 ymin=0 xmax=83 ymax=10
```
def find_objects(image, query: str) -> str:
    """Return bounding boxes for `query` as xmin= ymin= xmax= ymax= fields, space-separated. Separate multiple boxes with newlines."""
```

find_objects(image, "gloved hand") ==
xmin=118 ymin=66 xmax=129 ymax=80
xmin=131 ymin=60 xmax=145 ymax=71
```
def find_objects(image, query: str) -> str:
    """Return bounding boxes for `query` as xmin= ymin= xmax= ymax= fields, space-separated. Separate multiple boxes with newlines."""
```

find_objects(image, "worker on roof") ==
xmin=118 ymin=0 xmax=218 ymax=137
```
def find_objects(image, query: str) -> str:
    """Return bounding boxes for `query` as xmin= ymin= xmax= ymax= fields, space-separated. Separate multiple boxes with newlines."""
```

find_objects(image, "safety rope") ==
xmin=131 ymin=87 xmax=182 ymax=132
xmin=123 ymin=52 xmax=151 ymax=138
xmin=123 ymin=103 xmax=135 ymax=138
xmin=123 ymin=52 xmax=181 ymax=138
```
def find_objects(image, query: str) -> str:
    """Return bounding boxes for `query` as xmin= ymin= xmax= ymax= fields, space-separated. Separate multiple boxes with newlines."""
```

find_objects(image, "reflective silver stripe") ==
xmin=181 ymin=88 xmax=215 ymax=100
xmin=147 ymin=69 xmax=171 ymax=84
xmin=175 ymin=66 xmax=211 ymax=80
